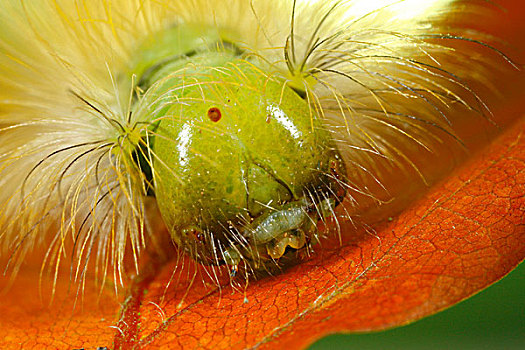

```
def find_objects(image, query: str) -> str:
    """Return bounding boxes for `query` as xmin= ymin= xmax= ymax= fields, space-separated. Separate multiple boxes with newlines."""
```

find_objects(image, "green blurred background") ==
xmin=309 ymin=261 xmax=524 ymax=350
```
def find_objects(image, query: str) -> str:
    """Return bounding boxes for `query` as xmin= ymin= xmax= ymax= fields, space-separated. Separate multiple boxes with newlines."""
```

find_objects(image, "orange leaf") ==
xmin=119 ymin=117 xmax=523 ymax=350
xmin=1 ymin=2 xmax=524 ymax=349
xmin=2 ymin=116 xmax=522 ymax=349
xmin=0 ymin=264 xmax=118 ymax=349
xmin=1 ymin=75 xmax=523 ymax=350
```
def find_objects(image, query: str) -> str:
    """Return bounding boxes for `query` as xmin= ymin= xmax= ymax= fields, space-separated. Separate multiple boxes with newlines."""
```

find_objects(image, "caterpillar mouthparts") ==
xmin=0 ymin=0 xmax=517 ymax=288
xmin=132 ymin=33 xmax=349 ymax=271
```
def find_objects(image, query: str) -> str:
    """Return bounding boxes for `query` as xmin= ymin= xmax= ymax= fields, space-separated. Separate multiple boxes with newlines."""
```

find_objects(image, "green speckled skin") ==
xmin=133 ymin=26 xmax=345 ymax=266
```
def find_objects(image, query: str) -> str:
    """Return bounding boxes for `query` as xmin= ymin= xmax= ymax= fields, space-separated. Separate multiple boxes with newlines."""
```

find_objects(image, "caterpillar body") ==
xmin=0 ymin=0 xmax=516 ymax=286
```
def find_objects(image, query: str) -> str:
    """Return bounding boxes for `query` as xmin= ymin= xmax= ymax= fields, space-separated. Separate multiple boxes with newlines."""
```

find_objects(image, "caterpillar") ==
xmin=0 ymin=0 xmax=518 ymax=288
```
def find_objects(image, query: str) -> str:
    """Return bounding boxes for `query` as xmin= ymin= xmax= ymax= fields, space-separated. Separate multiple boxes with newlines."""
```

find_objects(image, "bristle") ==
xmin=0 ymin=0 xmax=514 ymax=288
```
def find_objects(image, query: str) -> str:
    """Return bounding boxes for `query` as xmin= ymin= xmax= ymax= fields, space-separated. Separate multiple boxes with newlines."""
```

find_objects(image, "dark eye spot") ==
xmin=196 ymin=232 xmax=205 ymax=242
xmin=330 ymin=160 xmax=338 ymax=171
xmin=182 ymin=226 xmax=206 ymax=244
xmin=207 ymin=107 xmax=222 ymax=122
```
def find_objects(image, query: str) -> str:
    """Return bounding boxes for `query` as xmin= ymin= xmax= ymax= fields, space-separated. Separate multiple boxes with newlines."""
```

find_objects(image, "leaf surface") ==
xmin=0 ymin=89 xmax=523 ymax=350
xmin=1 ymin=1 xmax=524 ymax=347
xmin=129 ymin=117 xmax=524 ymax=349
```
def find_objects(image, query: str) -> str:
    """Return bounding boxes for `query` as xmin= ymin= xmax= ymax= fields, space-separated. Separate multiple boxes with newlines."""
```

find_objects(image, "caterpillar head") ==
xmin=134 ymin=59 xmax=347 ymax=270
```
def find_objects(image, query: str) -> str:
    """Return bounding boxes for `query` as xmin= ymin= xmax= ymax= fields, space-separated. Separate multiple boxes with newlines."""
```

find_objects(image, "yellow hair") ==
xmin=0 ymin=0 xmax=512 ymax=288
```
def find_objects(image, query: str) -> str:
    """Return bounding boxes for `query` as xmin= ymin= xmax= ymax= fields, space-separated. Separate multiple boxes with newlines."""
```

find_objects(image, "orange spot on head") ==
xmin=207 ymin=107 xmax=222 ymax=122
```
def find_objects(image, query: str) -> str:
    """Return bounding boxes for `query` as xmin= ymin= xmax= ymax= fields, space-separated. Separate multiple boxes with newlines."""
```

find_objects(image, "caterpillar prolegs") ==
xmin=0 ymin=0 xmax=517 ymax=285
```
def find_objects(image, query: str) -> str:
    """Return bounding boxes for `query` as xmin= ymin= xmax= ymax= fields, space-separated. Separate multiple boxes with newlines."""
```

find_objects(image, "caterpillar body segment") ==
xmin=130 ymin=26 xmax=348 ymax=271
xmin=0 ymin=0 xmax=512 ymax=284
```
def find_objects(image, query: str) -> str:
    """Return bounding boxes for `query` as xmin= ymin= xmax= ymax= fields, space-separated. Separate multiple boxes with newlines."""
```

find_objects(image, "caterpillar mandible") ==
xmin=0 ymin=0 xmax=518 ymax=286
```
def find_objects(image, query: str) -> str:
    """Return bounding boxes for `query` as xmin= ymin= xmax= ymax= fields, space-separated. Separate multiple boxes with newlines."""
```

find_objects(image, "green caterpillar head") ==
xmin=134 ymin=58 xmax=346 ymax=269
